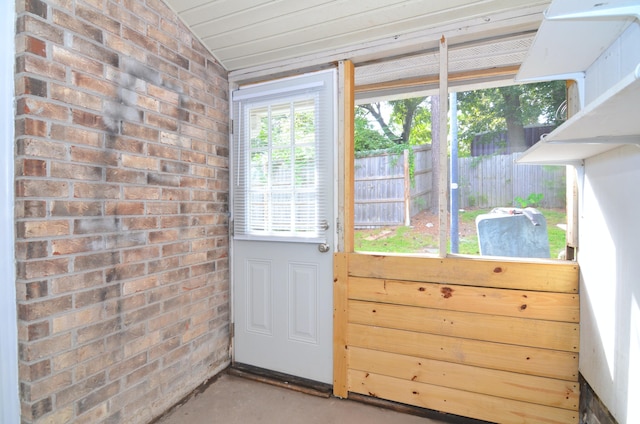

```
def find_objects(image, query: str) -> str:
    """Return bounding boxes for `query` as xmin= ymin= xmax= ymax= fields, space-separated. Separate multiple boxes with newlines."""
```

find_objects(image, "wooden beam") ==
xmin=355 ymin=65 xmax=520 ymax=94
xmin=438 ymin=36 xmax=449 ymax=257
xmin=339 ymin=60 xmax=355 ymax=253
xmin=332 ymin=252 xmax=349 ymax=398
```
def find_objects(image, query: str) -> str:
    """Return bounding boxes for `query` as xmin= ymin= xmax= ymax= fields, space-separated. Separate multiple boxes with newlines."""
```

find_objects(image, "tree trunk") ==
xmin=430 ymin=95 xmax=440 ymax=213
xmin=500 ymin=88 xmax=527 ymax=152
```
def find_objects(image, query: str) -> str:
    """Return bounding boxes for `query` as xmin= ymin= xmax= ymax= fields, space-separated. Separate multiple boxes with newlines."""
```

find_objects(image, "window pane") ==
xmin=271 ymin=103 xmax=291 ymax=147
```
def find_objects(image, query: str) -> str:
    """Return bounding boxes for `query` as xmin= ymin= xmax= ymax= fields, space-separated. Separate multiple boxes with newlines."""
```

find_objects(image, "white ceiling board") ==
xmin=163 ymin=0 xmax=550 ymax=75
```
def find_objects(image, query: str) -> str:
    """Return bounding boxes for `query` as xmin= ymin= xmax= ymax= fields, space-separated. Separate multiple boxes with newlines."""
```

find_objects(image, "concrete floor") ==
xmin=157 ymin=373 xmax=447 ymax=424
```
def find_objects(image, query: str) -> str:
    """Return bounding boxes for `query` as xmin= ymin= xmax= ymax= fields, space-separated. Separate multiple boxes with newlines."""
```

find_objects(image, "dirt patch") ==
xmin=410 ymin=209 xmax=477 ymax=238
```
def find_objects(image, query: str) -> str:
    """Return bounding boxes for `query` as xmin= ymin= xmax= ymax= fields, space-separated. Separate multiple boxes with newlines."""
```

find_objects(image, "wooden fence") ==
xmin=354 ymin=150 xmax=565 ymax=228
xmin=354 ymin=146 xmax=432 ymax=228
xmin=334 ymin=253 xmax=580 ymax=424
xmin=458 ymin=153 xmax=566 ymax=209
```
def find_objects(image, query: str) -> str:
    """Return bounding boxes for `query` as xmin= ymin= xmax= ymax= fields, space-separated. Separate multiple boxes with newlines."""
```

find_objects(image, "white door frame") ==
xmin=0 ymin=0 xmax=20 ymax=422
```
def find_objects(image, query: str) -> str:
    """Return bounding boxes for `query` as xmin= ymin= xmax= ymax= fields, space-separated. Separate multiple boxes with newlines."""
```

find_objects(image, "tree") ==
xmin=356 ymin=97 xmax=430 ymax=150
xmin=457 ymin=81 xmax=566 ymax=155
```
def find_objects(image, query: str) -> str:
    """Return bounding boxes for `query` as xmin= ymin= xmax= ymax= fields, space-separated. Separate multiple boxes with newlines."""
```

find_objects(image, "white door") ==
xmin=231 ymin=70 xmax=336 ymax=384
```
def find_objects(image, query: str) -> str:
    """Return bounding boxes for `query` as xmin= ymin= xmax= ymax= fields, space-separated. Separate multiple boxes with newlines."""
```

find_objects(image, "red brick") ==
xmin=74 ymin=251 xmax=120 ymax=272
xmin=18 ymin=97 xmax=70 ymax=121
xmin=51 ymin=161 xmax=103 ymax=180
xmin=122 ymin=122 xmax=160 ymax=142
xmin=52 ymin=45 xmax=103 ymax=76
xmin=52 ymin=306 xmax=102 ymax=333
xmin=51 ymin=270 xmax=103 ymax=294
xmin=20 ymin=333 xmax=72 ymax=362
xmin=73 ymin=182 xmax=120 ymax=199
xmin=50 ymin=124 xmax=102 ymax=148
xmin=74 ymin=284 xmax=121 ymax=309
xmin=76 ymin=381 xmax=120 ymax=414
xmin=50 ymin=201 xmax=102 ymax=217
xmin=26 ymin=321 xmax=50 ymax=341
xmin=21 ymin=159 xmax=47 ymax=176
xmin=16 ymin=117 xmax=48 ymax=137
xmin=70 ymin=145 xmax=118 ymax=166
xmin=19 ymin=15 xmax=63 ymax=43
xmin=106 ymin=168 xmax=147 ymax=185
xmin=17 ymin=220 xmax=70 ymax=238
xmin=50 ymin=84 xmax=102 ymax=111
xmin=76 ymin=3 xmax=121 ymax=35
xmin=72 ymin=71 xmax=118 ymax=97
xmin=123 ymin=186 xmax=160 ymax=200
xmin=76 ymin=317 xmax=121 ymax=344
xmin=122 ymin=25 xmax=157 ymax=51
xmin=17 ymin=55 xmax=66 ymax=82
xmin=122 ymin=246 xmax=160 ymax=264
xmin=105 ymin=201 xmax=144 ymax=215
xmin=17 ymin=138 xmax=67 ymax=160
xmin=122 ymin=275 xmax=158 ymax=295
xmin=51 ymin=236 xmax=104 ymax=255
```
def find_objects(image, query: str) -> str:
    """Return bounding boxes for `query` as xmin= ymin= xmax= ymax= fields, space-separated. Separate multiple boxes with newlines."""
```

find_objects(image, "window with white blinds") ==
xmin=232 ymin=71 xmax=334 ymax=242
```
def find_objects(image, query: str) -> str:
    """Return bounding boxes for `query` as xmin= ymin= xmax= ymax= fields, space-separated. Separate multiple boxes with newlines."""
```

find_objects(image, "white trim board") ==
xmin=0 ymin=0 xmax=19 ymax=422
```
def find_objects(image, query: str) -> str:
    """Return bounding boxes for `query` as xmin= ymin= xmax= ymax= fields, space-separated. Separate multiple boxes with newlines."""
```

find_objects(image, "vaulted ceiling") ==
xmin=164 ymin=0 xmax=552 ymax=85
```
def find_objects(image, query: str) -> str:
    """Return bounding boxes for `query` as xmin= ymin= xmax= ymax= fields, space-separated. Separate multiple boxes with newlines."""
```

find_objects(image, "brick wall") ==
xmin=14 ymin=0 xmax=230 ymax=422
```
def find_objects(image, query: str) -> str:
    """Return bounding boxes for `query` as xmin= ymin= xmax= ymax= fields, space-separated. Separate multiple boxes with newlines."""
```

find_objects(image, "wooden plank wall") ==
xmin=334 ymin=253 xmax=580 ymax=424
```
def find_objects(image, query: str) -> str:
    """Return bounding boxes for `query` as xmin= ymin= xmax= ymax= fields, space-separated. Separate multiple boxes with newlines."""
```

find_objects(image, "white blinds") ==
xmin=232 ymin=71 xmax=334 ymax=242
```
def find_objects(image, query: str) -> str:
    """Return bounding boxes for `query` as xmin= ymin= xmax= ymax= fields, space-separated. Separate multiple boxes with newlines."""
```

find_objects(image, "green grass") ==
xmin=355 ymin=225 xmax=437 ymax=254
xmin=356 ymin=208 xmax=567 ymax=258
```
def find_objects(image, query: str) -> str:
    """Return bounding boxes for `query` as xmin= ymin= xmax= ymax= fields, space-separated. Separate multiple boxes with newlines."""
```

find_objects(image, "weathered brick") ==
xmin=20 ymin=333 xmax=72 ymax=362
xmin=76 ymin=317 xmax=121 ymax=344
xmin=122 ymin=275 xmax=158 ymax=295
xmin=55 ymin=371 xmax=106 ymax=407
xmin=70 ymin=145 xmax=118 ymax=166
xmin=52 ymin=306 xmax=102 ymax=333
xmin=74 ymin=284 xmax=121 ymax=309
xmin=50 ymin=124 xmax=102 ymax=148
xmin=51 ymin=161 xmax=103 ymax=180
xmin=72 ymin=71 xmax=118 ymax=97
xmin=74 ymin=251 xmax=120 ymax=271
xmin=76 ymin=381 xmax=120 ymax=414
xmin=52 ymin=45 xmax=104 ymax=76
xmin=76 ymin=3 xmax=121 ymax=35
xmin=26 ymin=321 xmax=50 ymax=341
xmin=27 ymin=370 xmax=73 ymax=401
xmin=29 ymin=396 xmax=53 ymax=420
xmin=51 ymin=270 xmax=104 ymax=294
xmin=18 ymin=97 xmax=70 ymax=121
xmin=123 ymin=186 xmax=161 ymax=200
xmin=50 ymin=200 xmax=102 ymax=217
xmin=17 ymin=54 xmax=66 ymax=82
xmin=20 ymin=359 xmax=51 ymax=381
xmin=53 ymin=9 xmax=103 ymax=43
xmin=18 ymin=257 xmax=70 ymax=279
xmin=19 ymin=14 xmax=63 ymax=43
xmin=50 ymin=83 xmax=102 ymax=111
xmin=17 ymin=179 xmax=69 ymax=198
xmin=122 ymin=245 xmax=159 ymax=263
xmin=73 ymin=182 xmax=120 ymax=199
xmin=105 ymin=263 xmax=146 ymax=282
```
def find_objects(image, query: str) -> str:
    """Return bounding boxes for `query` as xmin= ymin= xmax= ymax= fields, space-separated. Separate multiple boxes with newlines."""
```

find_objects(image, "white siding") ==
xmin=579 ymin=22 xmax=640 ymax=423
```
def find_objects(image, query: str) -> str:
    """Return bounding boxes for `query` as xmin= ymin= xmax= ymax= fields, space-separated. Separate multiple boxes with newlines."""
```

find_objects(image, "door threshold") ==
xmin=229 ymin=363 xmax=332 ymax=399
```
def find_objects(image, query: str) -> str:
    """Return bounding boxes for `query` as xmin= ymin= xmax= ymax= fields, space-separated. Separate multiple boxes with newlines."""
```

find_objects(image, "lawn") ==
xmin=355 ymin=208 xmax=567 ymax=258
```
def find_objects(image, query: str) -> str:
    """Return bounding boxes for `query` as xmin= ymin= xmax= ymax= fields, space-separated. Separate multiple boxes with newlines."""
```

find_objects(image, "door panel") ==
xmin=231 ymin=70 xmax=335 ymax=384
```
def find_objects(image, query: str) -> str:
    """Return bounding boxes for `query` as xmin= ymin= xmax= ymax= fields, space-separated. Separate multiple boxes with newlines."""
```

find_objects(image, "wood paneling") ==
xmin=335 ymin=253 xmax=580 ymax=423
xmin=348 ymin=254 xmax=579 ymax=293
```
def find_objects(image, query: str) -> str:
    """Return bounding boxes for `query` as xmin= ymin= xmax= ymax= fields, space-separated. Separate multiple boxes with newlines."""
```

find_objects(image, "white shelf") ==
xmin=518 ymin=66 xmax=640 ymax=165
xmin=516 ymin=0 xmax=640 ymax=165
xmin=517 ymin=1 xmax=636 ymax=81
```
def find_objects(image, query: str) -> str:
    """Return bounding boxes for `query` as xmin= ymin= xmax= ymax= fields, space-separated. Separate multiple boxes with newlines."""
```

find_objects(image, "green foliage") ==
xmin=514 ymin=193 xmax=544 ymax=208
xmin=457 ymin=80 xmax=566 ymax=157
xmin=354 ymin=111 xmax=395 ymax=152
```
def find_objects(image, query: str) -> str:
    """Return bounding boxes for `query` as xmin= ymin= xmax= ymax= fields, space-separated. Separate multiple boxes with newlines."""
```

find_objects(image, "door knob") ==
xmin=318 ymin=243 xmax=330 ymax=253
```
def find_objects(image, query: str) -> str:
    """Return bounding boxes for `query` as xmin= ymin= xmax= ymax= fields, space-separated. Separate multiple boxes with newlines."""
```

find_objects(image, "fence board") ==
xmin=356 ymin=149 xmax=565 ymax=228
